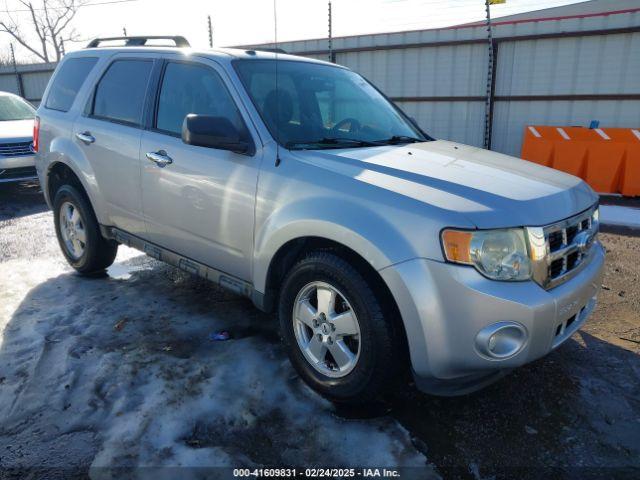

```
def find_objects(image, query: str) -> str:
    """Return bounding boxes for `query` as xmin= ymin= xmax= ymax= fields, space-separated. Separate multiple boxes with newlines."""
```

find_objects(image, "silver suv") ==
xmin=35 ymin=36 xmax=604 ymax=402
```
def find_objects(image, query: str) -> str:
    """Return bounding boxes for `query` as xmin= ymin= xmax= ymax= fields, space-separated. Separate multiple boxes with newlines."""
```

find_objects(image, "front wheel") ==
xmin=279 ymin=252 xmax=403 ymax=403
xmin=53 ymin=184 xmax=118 ymax=274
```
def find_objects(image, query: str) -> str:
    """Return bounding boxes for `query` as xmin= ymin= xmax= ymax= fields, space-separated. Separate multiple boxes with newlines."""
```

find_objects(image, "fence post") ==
xmin=328 ymin=1 xmax=334 ymax=63
xmin=487 ymin=42 xmax=498 ymax=151
xmin=10 ymin=43 xmax=24 ymax=98
xmin=483 ymin=0 xmax=495 ymax=150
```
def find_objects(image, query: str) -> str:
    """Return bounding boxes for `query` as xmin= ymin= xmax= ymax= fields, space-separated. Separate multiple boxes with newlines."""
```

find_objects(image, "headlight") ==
xmin=441 ymin=228 xmax=532 ymax=281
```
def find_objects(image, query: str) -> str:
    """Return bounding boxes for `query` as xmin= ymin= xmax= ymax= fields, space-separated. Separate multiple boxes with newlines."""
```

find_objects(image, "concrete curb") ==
xmin=599 ymin=205 xmax=640 ymax=237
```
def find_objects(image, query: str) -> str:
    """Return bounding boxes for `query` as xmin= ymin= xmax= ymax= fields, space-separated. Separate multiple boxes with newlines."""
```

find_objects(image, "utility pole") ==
xmin=328 ymin=1 xmax=333 ymax=62
xmin=9 ymin=43 xmax=24 ymax=98
xmin=483 ymin=0 xmax=495 ymax=150
xmin=208 ymin=15 xmax=213 ymax=48
xmin=123 ymin=27 xmax=127 ymax=36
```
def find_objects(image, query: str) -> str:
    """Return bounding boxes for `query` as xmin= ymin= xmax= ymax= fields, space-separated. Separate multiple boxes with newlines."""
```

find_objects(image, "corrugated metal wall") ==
xmin=0 ymin=63 xmax=56 ymax=106
xmin=397 ymin=100 xmax=486 ymax=147
xmin=337 ymin=44 xmax=487 ymax=97
xmin=0 ymin=72 xmax=21 ymax=95
xmin=492 ymin=31 xmax=640 ymax=154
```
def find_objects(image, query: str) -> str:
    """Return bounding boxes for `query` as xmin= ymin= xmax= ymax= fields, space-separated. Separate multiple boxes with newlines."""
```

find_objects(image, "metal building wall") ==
xmin=492 ymin=31 xmax=640 ymax=155
xmin=0 ymin=71 xmax=21 ymax=95
xmin=0 ymin=63 xmax=56 ymax=106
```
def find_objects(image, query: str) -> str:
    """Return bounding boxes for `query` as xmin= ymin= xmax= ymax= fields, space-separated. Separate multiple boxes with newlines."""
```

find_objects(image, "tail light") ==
xmin=32 ymin=116 xmax=40 ymax=153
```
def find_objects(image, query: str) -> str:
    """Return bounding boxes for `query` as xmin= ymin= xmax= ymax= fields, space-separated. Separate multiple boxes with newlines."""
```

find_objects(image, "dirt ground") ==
xmin=1 ymin=182 xmax=639 ymax=479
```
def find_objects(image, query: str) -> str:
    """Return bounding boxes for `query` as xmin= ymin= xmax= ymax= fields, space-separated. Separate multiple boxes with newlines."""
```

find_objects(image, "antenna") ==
xmin=208 ymin=15 xmax=213 ymax=48
xmin=273 ymin=0 xmax=281 ymax=167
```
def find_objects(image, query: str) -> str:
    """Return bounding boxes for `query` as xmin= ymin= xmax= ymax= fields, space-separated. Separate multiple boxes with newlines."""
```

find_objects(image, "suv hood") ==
xmin=292 ymin=140 xmax=597 ymax=228
xmin=0 ymin=119 xmax=34 ymax=143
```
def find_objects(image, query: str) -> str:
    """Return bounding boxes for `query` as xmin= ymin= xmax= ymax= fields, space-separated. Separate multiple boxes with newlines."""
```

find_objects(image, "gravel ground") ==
xmin=1 ymin=182 xmax=639 ymax=479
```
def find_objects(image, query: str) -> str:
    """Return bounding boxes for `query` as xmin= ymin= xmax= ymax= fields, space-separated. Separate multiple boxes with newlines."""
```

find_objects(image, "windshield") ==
xmin=234 ymin=59 xmax=428 ymax=149
xmin=0 ymin=95 xmax=35 ymax=121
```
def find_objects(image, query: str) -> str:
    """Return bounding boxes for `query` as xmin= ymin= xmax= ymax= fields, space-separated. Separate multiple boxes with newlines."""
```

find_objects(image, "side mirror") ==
xmin=182 ymin=114 xmax=254 ymax=155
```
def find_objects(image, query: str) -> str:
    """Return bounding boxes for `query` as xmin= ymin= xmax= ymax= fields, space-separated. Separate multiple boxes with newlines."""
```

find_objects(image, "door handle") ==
xmin=76 ymin=131 xmax=95 ymax=145
xmin=146 ymin=150 xmax=173 ymax=167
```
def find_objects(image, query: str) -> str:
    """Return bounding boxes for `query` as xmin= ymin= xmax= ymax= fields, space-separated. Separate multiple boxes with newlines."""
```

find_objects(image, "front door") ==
xmin=139 ymin=59 xmax=260 ymax=281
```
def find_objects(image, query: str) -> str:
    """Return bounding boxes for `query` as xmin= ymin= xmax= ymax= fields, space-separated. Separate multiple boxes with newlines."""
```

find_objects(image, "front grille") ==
xmin=548 ymin=230 xmax=563 ymax=251
xmin=0 ymin=166 xmax=37 ymax=181
xmin=549 ymin=258 xmax=564 ymax=278
xmin=542 ymin=206 xmax=598 ymax=288
xmin=0 ymin=141 xmax=33 ymax=157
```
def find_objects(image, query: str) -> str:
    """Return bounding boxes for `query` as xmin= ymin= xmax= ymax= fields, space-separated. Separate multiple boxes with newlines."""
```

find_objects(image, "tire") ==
xmin=279 ymin=251 xmax=403 ymax=403
xmin=53 ymin=184 xmax=118 ymax=274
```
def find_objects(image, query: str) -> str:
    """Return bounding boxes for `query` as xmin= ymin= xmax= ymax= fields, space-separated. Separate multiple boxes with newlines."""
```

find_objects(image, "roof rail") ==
xmin=86 ymin=36 xmax=190 ymax=48
xmin=246 ymin=47 xmax=288 ymax=54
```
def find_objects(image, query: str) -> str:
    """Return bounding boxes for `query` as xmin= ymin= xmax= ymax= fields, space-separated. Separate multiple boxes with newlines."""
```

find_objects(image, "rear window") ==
xmin=45 ymin=57 xmax=98 ymax=112
xmin=92 ymin=60 xmax=153 ymax=126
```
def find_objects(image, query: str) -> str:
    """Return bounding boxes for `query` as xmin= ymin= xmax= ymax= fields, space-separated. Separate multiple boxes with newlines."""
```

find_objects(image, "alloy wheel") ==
xmin=59 ymin=201 xmax=87 ymax=260
xmin=292 ymin=281 xmax=361 ymax=378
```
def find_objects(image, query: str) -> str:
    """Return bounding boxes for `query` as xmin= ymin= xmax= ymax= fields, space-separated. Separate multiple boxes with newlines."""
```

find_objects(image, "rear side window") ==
xmin=92 ymin=60 xmax=153 ymax=126
xmin=155 ymin=62 xmax=245 ymax=136
xmin=45 ymin=57 xmax=98 ymax=112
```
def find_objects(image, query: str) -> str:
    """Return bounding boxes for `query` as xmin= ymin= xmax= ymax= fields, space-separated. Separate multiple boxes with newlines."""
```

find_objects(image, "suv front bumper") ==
xmin=380 ymin=241 xmax=605 ymax=395
xmin=0 ymin=154 xmax=37 ymax=183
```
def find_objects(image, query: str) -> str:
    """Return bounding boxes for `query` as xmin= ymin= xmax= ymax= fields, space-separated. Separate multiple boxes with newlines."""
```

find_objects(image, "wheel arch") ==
xmin=261 ymin=235 xmax=411 ymax=373
xmin=47 ymin=162 xmax=84 ymax=201
xmin=43 ymin=137 xmax=107 ymax=223
xmin=261 ymin=236 xmax=394 ymax=309
xmin=253 ymin=196 xmax=418 ymax=293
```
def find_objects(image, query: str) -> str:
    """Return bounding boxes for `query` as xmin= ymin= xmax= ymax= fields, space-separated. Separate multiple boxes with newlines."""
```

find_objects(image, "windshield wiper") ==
xmin=319 ymin=137 xmax=382 ymax=147
xmin=286 ymin=137 xmax=381 ymax=150
xmin=285 ymin=135 xmax=425 ymax=150
xmin=376 ymin=135 xmax=424 ymax=145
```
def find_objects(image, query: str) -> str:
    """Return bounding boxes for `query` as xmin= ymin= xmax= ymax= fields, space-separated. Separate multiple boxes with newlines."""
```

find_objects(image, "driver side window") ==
xmin=156 ymin=62 xmax=245 ymax=137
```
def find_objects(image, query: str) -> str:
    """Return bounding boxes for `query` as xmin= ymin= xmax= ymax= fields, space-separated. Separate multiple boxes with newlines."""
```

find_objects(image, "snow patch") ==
xmin=0 ymin=252 xmax=429 ymax=471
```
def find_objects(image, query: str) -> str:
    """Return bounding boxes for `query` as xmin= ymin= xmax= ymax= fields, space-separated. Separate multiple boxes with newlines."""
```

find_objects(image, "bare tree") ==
xmin=1 ymin=0 xmax=87 ymax=62
xmin=0 ymin=46 xmax=12 ymax=65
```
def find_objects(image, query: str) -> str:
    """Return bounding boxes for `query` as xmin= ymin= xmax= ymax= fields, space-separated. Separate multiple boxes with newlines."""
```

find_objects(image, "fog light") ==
xmin=476 ymin=322 xmax=527 ymax=359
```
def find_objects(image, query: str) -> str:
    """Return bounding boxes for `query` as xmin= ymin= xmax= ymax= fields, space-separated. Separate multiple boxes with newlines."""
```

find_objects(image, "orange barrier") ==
xmin=521 ymin=126 xmax=640 ymax=197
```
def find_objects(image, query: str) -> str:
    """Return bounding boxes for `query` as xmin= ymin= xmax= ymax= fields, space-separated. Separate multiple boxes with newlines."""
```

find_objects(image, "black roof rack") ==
xmin=245 ymin=47 xmax=287 ymax=55
xmin=86 ymin=36 xmax=190 ymax=48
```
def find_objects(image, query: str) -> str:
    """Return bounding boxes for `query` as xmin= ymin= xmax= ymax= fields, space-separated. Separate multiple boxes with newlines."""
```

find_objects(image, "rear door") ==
xmin=73 ymin=54 xmax=156 ymax=236
xmin=139 ymin=57 xmax=261 ymax=281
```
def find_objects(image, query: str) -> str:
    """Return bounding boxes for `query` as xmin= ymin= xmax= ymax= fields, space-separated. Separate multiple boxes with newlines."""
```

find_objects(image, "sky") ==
xmin=2 ymin=0 xmax=590 ymax=61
